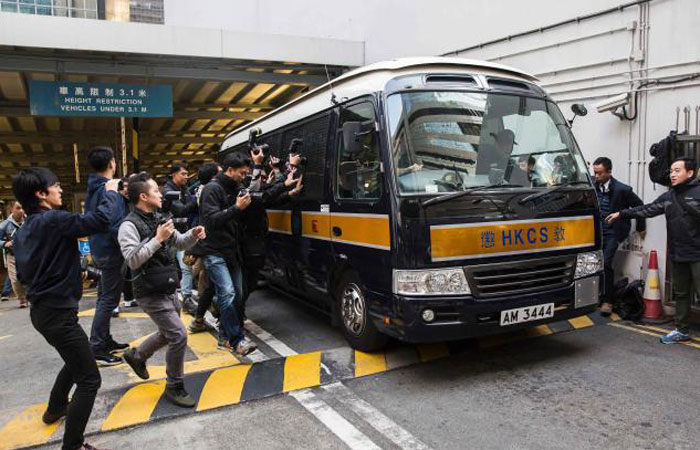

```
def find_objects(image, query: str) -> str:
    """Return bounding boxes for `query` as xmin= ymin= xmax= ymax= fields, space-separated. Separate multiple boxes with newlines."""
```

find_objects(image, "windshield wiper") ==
xmin=517 ymin=180 xmax=591 ymax=205
xmin=422 ymin=182 xmax=524 ymax=208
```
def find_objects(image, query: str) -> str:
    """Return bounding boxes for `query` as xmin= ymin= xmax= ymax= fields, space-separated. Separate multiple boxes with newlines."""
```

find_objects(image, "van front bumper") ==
xmin=372 ymin=274 xmax=601 ymax=343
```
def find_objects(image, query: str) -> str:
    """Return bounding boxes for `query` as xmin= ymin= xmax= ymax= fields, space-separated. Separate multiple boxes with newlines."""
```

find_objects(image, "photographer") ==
xmin=12 ymin=167 xmax=121 ymax=450
xmin=85 ymin=146 xmax=129 ymax=366
xmin=118 ymin=172 xmax=205 ymax=408
xmin=0 ymin=201 xmax=27 ymax=308
xmin=240 ymin=141 xmax=303 ymax=313
xmin=199 ymin=152 xmax=257 ymax=359
xmin=162 ymin=163 xmax=197 ymax=312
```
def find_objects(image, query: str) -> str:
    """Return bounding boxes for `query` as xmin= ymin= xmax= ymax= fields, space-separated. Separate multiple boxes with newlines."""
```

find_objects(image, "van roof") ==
xmin=222 ymin=57 xmax=538 ymax=150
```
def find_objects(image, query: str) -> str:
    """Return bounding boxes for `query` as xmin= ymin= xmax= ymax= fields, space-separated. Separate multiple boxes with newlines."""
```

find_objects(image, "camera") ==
xmin=238 ymin=188 xmax=265 ymax=202
xmin=80 ymin=256 xmax=102 ymax=282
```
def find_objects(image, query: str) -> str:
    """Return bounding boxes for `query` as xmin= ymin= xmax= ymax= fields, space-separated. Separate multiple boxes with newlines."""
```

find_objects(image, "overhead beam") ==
xmin=0 ymin=104 xmax=265 ymax=121
xmin=0 ymin=55 xmax=328 ymax=86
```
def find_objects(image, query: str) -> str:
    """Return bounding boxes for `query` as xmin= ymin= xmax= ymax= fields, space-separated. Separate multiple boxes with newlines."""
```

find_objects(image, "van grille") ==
xmin=465 ymin=256 xmax=575 ymax=298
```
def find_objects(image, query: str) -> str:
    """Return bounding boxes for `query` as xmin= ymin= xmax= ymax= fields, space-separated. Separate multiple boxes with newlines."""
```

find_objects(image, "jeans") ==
xmin=31 ymin=304 xmax=101 ymax=450
xmin=1 ymin=275 xmax=11 ymax=297
xmin=132 ymin=293 xmax=187 ymax=387
xmin=89 ymin=264 xmax=123 ymax=351
xmin=602 ymin=232 xmax=619 ymax=304
xmin=176 ymin=250 xmax=193 ymax=297
xmin=203 ymin=255 xmax=244 ymax=346
xmin=671 ymin=261 xmax=700 ymax=334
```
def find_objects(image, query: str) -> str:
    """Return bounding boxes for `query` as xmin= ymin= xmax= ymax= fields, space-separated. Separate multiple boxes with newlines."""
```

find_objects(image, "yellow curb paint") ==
xmin=525 ymin=325 xmax=554 ymax=337
xmin=354 ymin=351 xmax=387 ymax=377
xmin=0 ymin=403 xmax=60 ymax=450
xmin=416 ymin=343 xmax=451 ymax=362
xmin=115 ymin=354 xmax=239 ymax=383
xmin=568 ymin=315 xmax=595 ymax=329
xmin=610 ymin=313 xmax=621 ymax=321
xmin=78 ymin=308 xmax=96 ymax=317
xmin=283 ymin=352 xmax=322 ymax=392
xmin=196 ymin=365 xmax=252 ymax=412
xmin=610 ymin=323 xmax=700 ymax=350
xmin=101 ymin=380 xmax=166 ymax=431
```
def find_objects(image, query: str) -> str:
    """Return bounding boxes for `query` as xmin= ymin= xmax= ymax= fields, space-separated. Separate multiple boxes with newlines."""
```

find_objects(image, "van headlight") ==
xmin=393 ymin=268 xmax=471 ymax=296
xmin=575 ymin=251 xmax=603 ymax=279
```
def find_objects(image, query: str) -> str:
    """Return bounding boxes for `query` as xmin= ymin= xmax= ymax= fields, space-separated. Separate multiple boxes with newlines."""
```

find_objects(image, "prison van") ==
xmin=221 ymin=57 xmax=603 ymax=351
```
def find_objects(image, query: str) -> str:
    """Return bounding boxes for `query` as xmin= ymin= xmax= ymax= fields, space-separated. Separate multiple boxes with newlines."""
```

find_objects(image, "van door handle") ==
xmin=332 ymin=226 xmax=342 ymax=237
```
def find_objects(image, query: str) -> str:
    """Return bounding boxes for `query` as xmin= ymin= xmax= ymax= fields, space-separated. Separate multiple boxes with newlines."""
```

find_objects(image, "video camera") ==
xmin=159 ymin=191 xmax=189 ymax=227
xmin=288 ymin=138 xmax=307 ymax=177
xmin=80 ymin=255 xmax=102 ymax=282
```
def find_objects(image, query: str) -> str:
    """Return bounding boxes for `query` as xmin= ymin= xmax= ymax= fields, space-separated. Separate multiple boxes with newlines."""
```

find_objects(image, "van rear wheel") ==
xmin=336 ymin=272 xmax=388 ymax=352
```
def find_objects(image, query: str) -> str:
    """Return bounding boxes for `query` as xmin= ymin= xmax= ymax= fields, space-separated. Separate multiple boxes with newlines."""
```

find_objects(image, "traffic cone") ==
xmin=642 ymin=250 xmax=664 ymax=321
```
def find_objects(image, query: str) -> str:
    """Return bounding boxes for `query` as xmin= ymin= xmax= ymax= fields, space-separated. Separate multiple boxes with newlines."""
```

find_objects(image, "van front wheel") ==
xmin=336 ymin=272 xmax=388 ymax=352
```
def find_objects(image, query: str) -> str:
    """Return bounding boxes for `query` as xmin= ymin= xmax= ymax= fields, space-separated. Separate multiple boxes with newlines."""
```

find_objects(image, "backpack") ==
xmin=613 ymin=278 xmax=645 ymax=321
xmin=648 ymin=131 xmax=677 ymax=187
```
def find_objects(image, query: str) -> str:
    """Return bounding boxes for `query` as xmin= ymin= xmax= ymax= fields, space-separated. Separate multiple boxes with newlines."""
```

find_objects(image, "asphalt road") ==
xmin=1 ymin=287 xmax=698 ymax=450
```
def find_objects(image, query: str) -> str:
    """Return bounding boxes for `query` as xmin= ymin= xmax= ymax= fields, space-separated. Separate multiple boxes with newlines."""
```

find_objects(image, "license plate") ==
xmin=500 ymin=303 xmax=554 ymax=326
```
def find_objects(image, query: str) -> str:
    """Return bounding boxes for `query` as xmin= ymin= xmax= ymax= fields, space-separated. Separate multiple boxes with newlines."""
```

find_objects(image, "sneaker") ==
xmin=94 ymin=350 xmax=123 ymax=367
xmin=660 ymin=329 xmax=692 ymax=345
xmin=182 ymin=296 xmax=197 ymax=315
xmin=188 ymin=319 xmax=209 ymax=334
xmin=106 ymin=339 xmax=129 ymax=354
xmin=19 ymin=302 xmax=28 ymax=309
xmin=111 ymin=309 xmax=120 ymax=318
xmin=122 ymin=348 xmax=149 ymax=380
xmin=42 ymin=406 xmax=67 ymax=425
xmin=600 ymin=302 xmax=613 ymax=316
xmin=234 ymin=338 xmax=257 ymax=358
xmin=164 ymin=384 xmax=196 ymax=408
xmin=123 ymin=299 xmax=138 ymax=308
xmin=80 ymin=443 xmax=105 ymax=450
xmin=0 ymin=296 xmax=8 ymax=302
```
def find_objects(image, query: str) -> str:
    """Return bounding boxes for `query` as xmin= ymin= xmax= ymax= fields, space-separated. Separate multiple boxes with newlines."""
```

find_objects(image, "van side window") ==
xmin=336 ymin=102 xmax=382 ymax=200
xmin=280 ymin=113 xmax=331 ymax=200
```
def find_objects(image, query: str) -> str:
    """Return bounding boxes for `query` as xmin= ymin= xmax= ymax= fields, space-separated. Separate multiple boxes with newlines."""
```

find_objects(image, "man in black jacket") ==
xmin=199 ymin=152 xmax=257 ymax=359
xmin=592 ymin=157 xmax=646 ymax=315
xmin=162 ymin=163 xmax=197 ymax=310
xmin=12 ymin=167 xmax=120 ymax=450
xmin=607 ymin=157 xmax=700 ymax=344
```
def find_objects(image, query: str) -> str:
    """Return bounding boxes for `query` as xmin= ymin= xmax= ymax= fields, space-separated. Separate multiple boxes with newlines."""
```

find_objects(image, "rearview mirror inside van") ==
xmin=342 ymin=121 xmax=363 ymax=154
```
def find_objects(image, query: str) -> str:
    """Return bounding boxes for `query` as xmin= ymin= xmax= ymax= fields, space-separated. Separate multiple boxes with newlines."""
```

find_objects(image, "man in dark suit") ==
xmin=592 ymin=157 xmax=646 ymax=315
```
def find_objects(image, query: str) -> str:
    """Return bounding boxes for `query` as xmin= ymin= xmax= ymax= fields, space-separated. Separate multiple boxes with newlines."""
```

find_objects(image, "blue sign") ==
xmin=78 ymin=239 xmax=91 ymax=256
xmin=28 ymin=81 xmax=173 ymax=118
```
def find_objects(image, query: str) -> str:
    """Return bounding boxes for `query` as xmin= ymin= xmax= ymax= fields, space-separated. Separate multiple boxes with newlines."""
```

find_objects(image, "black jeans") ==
xmin=602 ymin=232 xmax=619 ymax=304
xmin=30 ymin=304 xmax=102 ymax=450
xmin=671 ymin=261 xmax=700 ymax=334
xmin=196 ymin=283 xmax=215 ymax=320
xmin=89 ymin=264 xmax=123 ymax=351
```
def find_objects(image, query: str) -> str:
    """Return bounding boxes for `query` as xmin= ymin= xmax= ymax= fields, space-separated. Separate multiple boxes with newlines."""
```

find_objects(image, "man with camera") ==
xmin=12 ymin=167 xmax=121 ymax=450
xmin=162 ymin=163 xmax=198 ymax=312
xmin=240 ymin=141 xmax=303 ymax=313
xmin=118 ymin=172 xmax=206 ymax=407
xmin=0 ymin=200 xmax=27 ymax=308
xmin=199 ymin=153 xmax=258 ymax=359
xmin=85 ymin=146 xmax=129 ymax=366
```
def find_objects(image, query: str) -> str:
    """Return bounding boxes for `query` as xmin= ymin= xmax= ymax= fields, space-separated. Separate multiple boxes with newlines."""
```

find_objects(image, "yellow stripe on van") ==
xmin=330 ymin=213 xmax=391 ymax=250
xmin=267 ymin=210 xmax=292 ymax=234
xmin=430 ymin=215 xmax=595 ymax=262
xmin=301 ymin=212 xmax=331 ymax=240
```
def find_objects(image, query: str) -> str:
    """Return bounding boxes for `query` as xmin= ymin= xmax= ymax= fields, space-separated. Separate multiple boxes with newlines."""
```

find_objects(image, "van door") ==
xmin=331 ymin=99 xmax=393 ymax=297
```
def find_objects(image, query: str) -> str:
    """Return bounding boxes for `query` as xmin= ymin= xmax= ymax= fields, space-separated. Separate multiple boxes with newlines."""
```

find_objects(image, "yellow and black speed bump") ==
xmin=0 ymin=312 xmax=616 ymax=450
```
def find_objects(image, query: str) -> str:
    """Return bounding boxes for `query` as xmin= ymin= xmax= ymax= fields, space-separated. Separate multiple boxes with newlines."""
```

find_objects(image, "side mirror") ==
xmin=342 ymin=121 xmax=363 ymax=154
xmin=568 ymin=103 xmax=588 ymax=126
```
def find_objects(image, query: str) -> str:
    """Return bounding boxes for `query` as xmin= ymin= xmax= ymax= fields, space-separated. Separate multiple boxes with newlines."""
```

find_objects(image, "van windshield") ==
xmin=386 ymin=91 xmax=590 ymax=195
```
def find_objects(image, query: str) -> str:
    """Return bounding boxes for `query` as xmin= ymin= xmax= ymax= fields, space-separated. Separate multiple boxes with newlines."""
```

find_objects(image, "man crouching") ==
xmin=118 ymin=172 xmax=206 ymax=407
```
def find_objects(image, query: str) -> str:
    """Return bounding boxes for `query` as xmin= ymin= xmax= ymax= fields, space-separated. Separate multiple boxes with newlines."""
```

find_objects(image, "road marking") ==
xmin=631 ymin=323 xmax=700 ymax=344
xmin=290 ymin=389 xmax=382 ymax=450
xmin=609 ymin=322 xmax=700 ymax=349
xmin=78 ymin=308 xmax=150 ymax=319
xmin=354 ymin=351 xmax=387 ymax=377
xmin=0 ymin=403 xmax=59 ymax=450
xmin=101 ymin=380 xmax=166 ymax=431
xmin=569 ymin=315 xmax=595 ymax=329
xmin=246 ymin=320 xmax=298 ymax=357
xmin=197 ymin=365 xmax=252 ymax=412
xmin=0 ymin=335 xmax=11 ymax=341
xmin=324 ymin=382 xmax=433 ymax=450
xmin=283 ymin=351 xmax=322 ymax=392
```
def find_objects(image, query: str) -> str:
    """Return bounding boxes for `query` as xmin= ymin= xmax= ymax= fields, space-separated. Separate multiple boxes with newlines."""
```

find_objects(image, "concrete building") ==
xmin=1 ymin=0 xmax=699 ymax=307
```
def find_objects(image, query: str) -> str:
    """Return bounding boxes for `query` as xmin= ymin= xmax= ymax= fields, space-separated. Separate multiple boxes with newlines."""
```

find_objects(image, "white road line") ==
xmin=324 ymin=382 xmax=433 ymax=450
xmin=247 ymin=321 xmax=382 ymax=450
xmin=290 ymin=389 xmax=382 ymax=450
xmin=0 ymin=335 xmax=11 ymax=341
